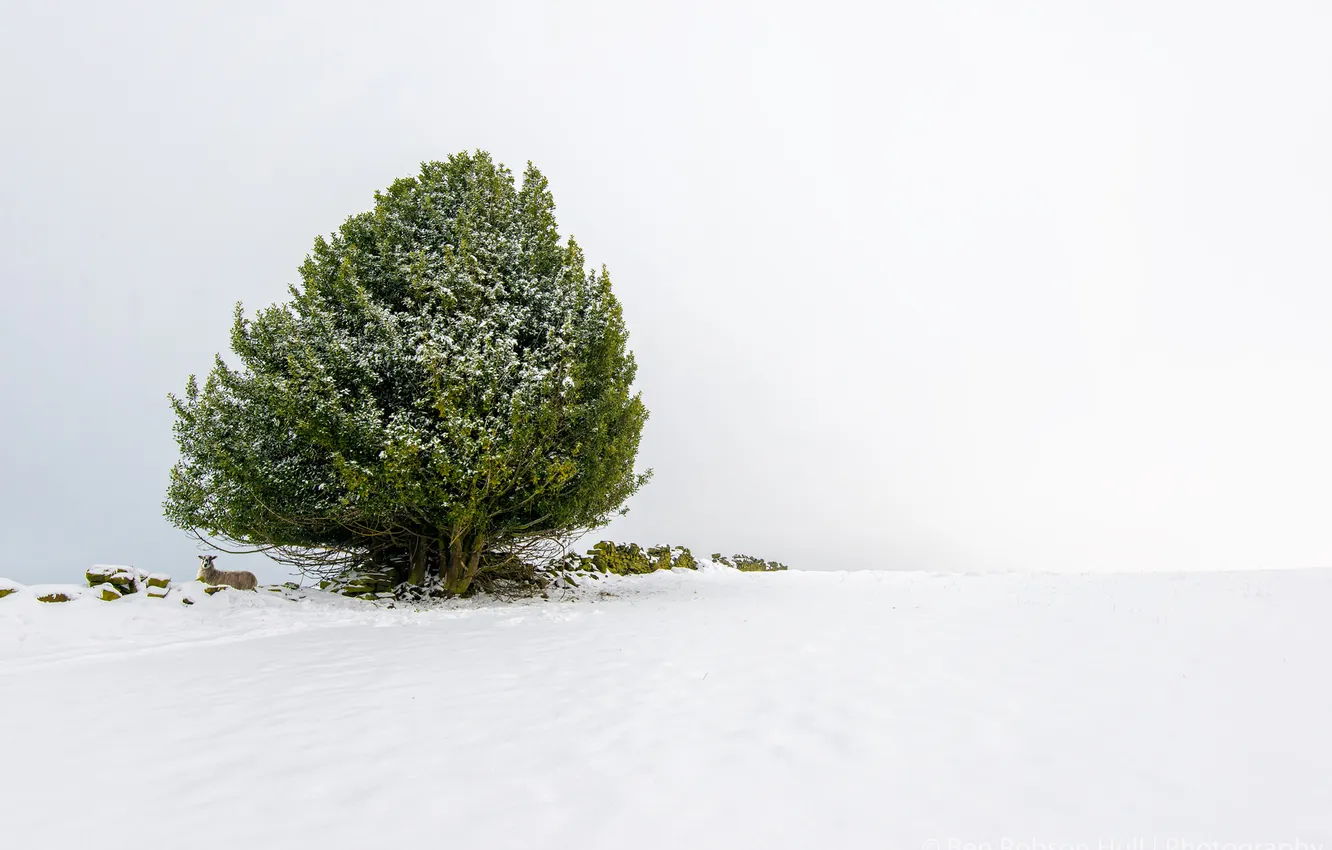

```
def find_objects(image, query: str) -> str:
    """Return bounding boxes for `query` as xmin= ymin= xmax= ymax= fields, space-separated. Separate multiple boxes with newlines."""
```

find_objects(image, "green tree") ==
xmin=165 ymin=152 xmax=649 ymax=595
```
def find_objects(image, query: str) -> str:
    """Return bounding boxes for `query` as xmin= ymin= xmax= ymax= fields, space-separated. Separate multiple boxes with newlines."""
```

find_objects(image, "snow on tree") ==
xmin=165 ymin=152 xmax=650 ymax=595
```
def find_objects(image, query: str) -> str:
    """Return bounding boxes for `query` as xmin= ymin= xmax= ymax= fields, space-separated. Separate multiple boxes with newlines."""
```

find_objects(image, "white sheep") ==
xmin=196 ymin=555 xmax=258 ymax=591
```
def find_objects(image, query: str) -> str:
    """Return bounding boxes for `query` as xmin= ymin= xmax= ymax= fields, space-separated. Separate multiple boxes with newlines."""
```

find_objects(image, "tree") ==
xmin=165 ymin=152 xmax=649 ymax=595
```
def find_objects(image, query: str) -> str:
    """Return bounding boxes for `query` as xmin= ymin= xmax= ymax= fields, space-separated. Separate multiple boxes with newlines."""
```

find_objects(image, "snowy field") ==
xmin=1 ymin=566 xmax=1329 ymax=849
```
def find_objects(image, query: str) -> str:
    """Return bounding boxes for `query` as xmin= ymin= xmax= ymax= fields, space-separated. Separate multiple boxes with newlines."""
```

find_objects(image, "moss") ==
xmin=587 ymin=541 xmax=656 ymax=575
xmin=37 ymin=592 xmax=73 ymax=603
xmin=672 ymin=548 xmax=699 ymax=570
xmin=85 ymin=566 xmax=117 ymax=583
xmin=0 ymin=588 xmax=16 ymax=600
xmin=732 ymin=554 xmax=787 ymax=572
xmin=145 ymin=575 xmax=171 ymax=589
xmin=92 ymin=584 xmax=122 ymax=602
xmin=321 ymin=569 xmax=397 ymax=598
xmin=339 ymin=583 xmax=383 ymax=598
xmin=646 ymin=546 xmax=673 ymax=572
xmin=203 ymin=586 xmax=229 ymax=596
xmin=86 ymin=566 xmax=138 ymax=594
xmin=549 ymin=542 xmax=701 ymax=579
xmin=550 ymin=542 xmax=704 ymax=578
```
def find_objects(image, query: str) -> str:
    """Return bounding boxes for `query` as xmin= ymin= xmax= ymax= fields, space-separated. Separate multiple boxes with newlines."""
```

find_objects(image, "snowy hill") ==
xmin=1 ymin=566 xmax=1329 ymax=848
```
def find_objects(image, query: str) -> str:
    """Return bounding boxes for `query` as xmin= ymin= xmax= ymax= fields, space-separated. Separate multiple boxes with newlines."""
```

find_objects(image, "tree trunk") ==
xmin=441 ymin=531 xmax=485 ymax=596
xmin=442 ymin=532 xmax=468 ymax=595
xmin=466 ymin=535 xmax=484 ymax=584
xmin=407 ymin=536 xmax=427 ymax=587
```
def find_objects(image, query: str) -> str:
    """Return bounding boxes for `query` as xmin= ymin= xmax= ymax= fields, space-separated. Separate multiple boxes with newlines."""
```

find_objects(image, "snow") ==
xmin=1 ymin=566 xmax=1330 ymax=848
xmin=20 ymin=583 xmax=94 ymax=602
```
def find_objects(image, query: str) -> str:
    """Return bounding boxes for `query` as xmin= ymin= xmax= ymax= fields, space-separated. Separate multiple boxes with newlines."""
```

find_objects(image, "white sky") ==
xmin=2 ymin=0 xmax=1331 ymax=583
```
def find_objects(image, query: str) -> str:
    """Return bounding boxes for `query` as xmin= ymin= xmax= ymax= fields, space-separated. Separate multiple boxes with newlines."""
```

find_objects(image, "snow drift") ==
xmin=1 ymin=566 xmax=1328 ymax=848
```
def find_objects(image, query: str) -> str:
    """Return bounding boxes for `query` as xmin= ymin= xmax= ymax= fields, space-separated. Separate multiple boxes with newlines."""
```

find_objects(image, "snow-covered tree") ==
xmin=165 ymin=152 xmax=649 ymax=594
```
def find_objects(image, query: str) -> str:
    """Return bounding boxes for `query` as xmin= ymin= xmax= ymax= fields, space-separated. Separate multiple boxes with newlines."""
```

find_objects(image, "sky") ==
xmin=2 ymin=0 xmax=1331 ymax=584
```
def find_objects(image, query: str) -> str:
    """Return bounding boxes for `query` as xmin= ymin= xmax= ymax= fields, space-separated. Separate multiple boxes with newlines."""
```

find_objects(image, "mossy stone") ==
xmin=203 ymin=585 xmax=229 ymax=596
xmin=733 ymin=554 xmax=787 ymax=572
xmin=588 ymin=541 xmax=654 ymax=575
xmin=146 ymin=575 xmax=171 ymax=589
xmin=92 ymin=584 xmax=122 ymax=602
xmin=37 ymin=592 xmax=73 ymax=603
xmin=672 ymin=547 xmax=699 ymax=570
xmin=556 ymin=542 xmax=702 ymax=578
xmin=646 ymin=545 xmax=673 ymax=571
xmin=0 ymin=588 xmax=16 ymax=600
xmin=87 ymin=567 xmax=139 ymax=593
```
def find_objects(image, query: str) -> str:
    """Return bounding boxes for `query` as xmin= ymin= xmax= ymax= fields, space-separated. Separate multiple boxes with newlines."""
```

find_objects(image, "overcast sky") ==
xmin=2 ymin=0 xmax=1331 ymax=584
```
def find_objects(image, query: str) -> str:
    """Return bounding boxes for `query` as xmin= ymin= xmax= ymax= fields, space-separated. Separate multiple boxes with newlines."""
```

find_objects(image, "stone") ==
xmin=671 ymin=547 xmax=699 ymax=570
xmin=92 ymin=583 xmax=122 ymax=602
xmin=203 ymin=585 xmax=229 ymax=596
xmin=37 ymin=592 xmax=73 ymax=603
xmin=145 ymin=574 xmax=171 ymax=589
xmin=85 ymin=565 xmax=117 ymax=582
xmin=146 ymin=586 xmax=170 ymax=599
xmin=87 ymin=565 xmax=139 ymax=595
xmin=733 ymin=554 xmax=788 ymax=572
xmin=646 ymin=545 xmax=673 ymax=571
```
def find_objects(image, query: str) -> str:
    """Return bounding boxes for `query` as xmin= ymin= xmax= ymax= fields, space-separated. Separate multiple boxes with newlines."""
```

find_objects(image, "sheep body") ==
xmin=196 ymin=555 xmax=258 ymax=591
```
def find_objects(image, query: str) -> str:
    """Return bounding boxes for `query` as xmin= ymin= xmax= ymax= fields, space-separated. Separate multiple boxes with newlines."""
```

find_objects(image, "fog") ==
xmin=3 ymin=0 xmax=1330 ymax=584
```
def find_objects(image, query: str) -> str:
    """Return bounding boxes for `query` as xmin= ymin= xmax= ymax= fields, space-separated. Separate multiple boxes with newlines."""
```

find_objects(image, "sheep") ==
xmin=196 ymin=555 xmax=258 ymax=591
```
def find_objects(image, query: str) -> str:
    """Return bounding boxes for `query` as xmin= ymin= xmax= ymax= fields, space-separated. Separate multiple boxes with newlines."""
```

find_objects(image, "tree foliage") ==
xmin=165 ymin=152 xmax=649 ymax=594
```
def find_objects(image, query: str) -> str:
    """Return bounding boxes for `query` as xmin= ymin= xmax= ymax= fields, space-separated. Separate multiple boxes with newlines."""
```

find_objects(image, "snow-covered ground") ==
xmin=1 ymin=566 xmax=1329 ymax=849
